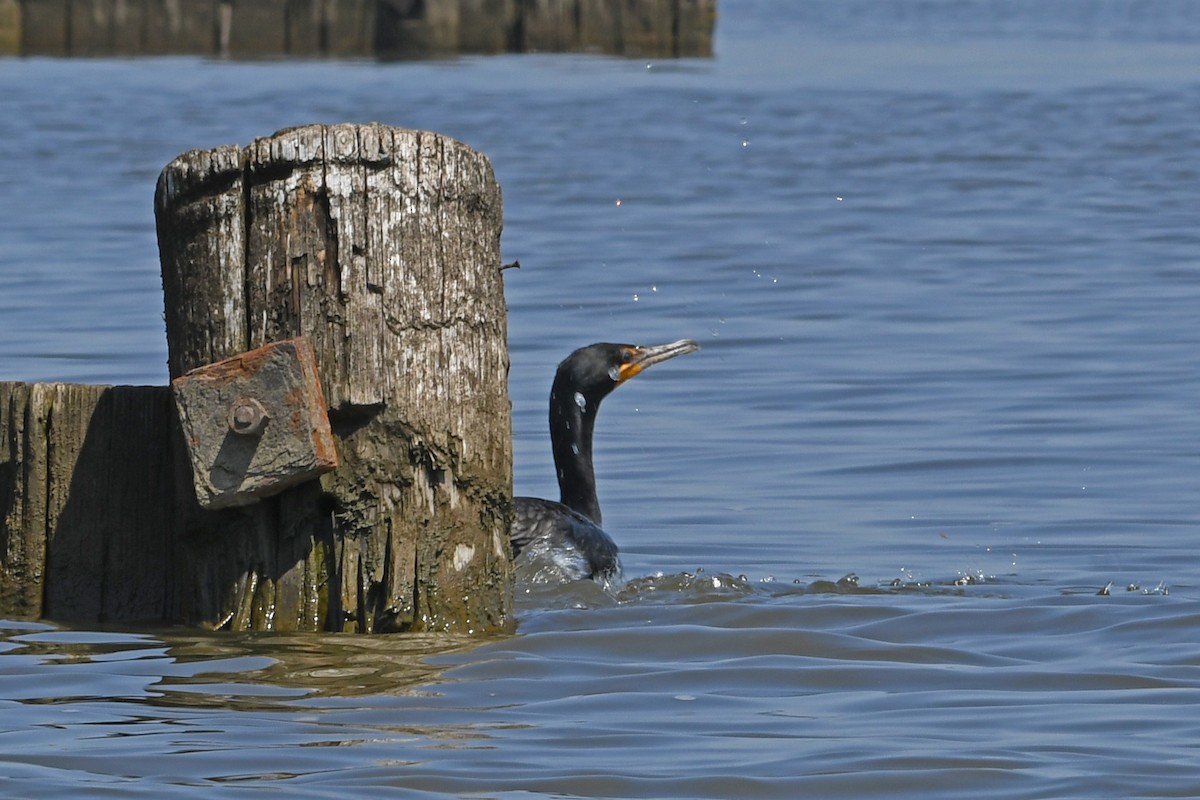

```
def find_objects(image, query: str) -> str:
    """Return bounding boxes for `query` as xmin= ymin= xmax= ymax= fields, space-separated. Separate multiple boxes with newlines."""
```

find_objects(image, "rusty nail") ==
xmin=228 ymin=397 xmax=269 ymax=436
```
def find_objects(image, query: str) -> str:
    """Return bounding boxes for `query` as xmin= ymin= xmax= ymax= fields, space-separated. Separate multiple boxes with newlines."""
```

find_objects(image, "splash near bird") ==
xmin=511 ymin=339 xmax=699 ymax=581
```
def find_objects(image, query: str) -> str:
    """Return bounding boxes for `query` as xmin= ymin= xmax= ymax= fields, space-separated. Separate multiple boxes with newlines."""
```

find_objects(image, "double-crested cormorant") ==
xmin=511 ymin=339 xmax=700 ymax=581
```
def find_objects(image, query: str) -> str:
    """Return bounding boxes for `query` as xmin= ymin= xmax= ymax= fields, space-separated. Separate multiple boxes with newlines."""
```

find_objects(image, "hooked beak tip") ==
xmin=618 ymin=338 xmax=700 ymax=382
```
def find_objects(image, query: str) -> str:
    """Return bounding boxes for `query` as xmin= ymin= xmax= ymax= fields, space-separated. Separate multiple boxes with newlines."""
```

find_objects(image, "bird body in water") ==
xmin=511 ymin=339 xmax=699 ymax=581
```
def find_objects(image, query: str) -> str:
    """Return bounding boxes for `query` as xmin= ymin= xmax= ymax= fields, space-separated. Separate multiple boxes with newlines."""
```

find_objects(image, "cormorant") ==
xmin=511 ymin=339 xmax=699 ymax=581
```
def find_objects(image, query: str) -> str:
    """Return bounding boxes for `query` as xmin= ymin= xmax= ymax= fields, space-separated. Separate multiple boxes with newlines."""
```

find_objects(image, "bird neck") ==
xmin=549 ymin=384 xmax=603 ymax=525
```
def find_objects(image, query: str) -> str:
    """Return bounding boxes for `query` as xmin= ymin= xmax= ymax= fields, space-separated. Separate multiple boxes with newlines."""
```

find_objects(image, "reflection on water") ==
xmin=2 ymin=622 xmax=484 ymax=707
xmin=4 ymin=0 xmax=1200 ymax=796
xmin=159 ymin=631 xmax=484 ymax=703
xmin=3 ymin=572 xmax=1200 ymax=798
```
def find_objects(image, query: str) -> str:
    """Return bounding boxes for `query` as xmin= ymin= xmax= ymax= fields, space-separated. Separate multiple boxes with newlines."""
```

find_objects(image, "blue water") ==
xmin=4 ymin=0 xmax=1200 ymax=796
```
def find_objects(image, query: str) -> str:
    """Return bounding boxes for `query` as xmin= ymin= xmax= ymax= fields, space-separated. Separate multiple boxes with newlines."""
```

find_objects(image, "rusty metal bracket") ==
xmin=171 ymin=336 xmax=339 ymax=510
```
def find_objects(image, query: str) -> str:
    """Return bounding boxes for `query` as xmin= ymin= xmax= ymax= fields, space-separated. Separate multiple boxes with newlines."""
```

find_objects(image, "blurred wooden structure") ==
xmin=0 ymin=0 xmax=716 ymax=58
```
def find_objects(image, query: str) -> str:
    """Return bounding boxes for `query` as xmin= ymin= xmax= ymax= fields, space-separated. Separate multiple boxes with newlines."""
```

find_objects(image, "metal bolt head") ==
xmin=228 ymin=397 xmax=269 ymax=436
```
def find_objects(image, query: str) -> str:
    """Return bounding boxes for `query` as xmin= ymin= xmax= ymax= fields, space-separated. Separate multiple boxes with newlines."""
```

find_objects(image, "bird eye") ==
xmin=621 ymin=349 xmax=633 ymax=363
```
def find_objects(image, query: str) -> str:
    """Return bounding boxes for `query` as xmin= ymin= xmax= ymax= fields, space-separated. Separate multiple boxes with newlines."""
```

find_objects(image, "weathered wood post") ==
xmin=0 ymin=382 xmax=175 ymax=622
xmin=374 ymin=0 xmax=460 ymax=57
xmin=0 ymin=0 xmax=19 ymax=55
xmin=155 ymin=123 xmax=512 ymax=634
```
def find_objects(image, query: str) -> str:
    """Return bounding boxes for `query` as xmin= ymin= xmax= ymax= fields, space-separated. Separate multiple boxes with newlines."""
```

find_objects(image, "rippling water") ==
xmin=3 ymin=0 xmax=1200 ymax=796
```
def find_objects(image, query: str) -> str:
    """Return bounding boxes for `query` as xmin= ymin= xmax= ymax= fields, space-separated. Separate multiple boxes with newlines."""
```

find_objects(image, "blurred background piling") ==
xmin=0 ymin=0 xmax=716 ymax=58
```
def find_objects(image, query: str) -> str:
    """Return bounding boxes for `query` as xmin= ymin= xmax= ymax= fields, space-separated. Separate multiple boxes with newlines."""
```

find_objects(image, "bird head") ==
xmin=554 ymin=339 xmax=700 ymax=411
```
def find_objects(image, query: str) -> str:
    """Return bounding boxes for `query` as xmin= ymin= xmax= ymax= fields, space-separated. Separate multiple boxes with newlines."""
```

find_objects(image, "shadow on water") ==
xmin=0 ymin=620 xmax=491 ymax=711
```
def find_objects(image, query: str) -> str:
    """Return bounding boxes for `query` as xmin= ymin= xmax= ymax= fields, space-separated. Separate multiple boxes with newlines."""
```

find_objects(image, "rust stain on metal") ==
xmin=171 ymin=336 xmax=339 ymax=509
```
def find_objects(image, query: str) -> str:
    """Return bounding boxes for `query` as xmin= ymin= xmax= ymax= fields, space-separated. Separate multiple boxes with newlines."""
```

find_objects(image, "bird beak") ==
xmin=617 ymin=339 xmax=700 ymax=383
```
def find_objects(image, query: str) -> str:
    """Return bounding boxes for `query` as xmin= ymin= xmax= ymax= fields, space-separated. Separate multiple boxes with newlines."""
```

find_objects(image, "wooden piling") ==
xmin=374 ymin=0 xmax=459 ymax=58
xmin=223 ymin=0 xmax=290 ymax=57
xmin=323 ymin=0 xmax=376 ymax=56
xmin=17 ymin=0 xmax=68 ymax=55
xmin=142 ymin=0 xmax=220 ymax=55
xmin=0 ymin=382 xmax=175 ymax=622
xmin=675 ymin=0 xmax=716 ymax=57
xmin=2 ymin=123 xmax=512 ymax=635
xmin=457 ymin=0 xmax=515 ymax=54
xmin=5 ymin=0 xmax=714 ymax=57
xmin=155 ymin=123 xmax=512 ymax=634
xmin=518 ymin=0 xmax=576 ymax=52
xmin=0 ymin=0 xmax=21 ymax=54
xmin=616 ymin=0 xmax=673 ymax=58
xmin=285 ymin=0 xmax=325 ymax=56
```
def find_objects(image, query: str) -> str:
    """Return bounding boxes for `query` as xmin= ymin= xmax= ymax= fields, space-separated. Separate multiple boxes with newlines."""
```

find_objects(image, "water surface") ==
xmin=3 ymin=0 xmax=1200 ymax=796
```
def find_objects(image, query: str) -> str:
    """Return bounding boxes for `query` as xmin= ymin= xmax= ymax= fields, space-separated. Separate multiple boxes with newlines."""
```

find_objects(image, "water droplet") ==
xmin=570 ymin=444 xmax=579 ymax=455
xmin=608 ymin=365 xmax=621 ymax=382
xmin=632 ymin=293 xmax=639 ymax=301
xmin=574 ymin=392 xmax=586 ymax=411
